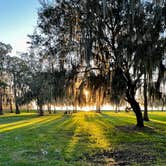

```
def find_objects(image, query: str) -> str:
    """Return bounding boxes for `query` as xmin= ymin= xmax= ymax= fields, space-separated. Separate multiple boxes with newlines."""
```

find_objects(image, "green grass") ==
xmin=0 ymin=111 xmax=166 ymax=165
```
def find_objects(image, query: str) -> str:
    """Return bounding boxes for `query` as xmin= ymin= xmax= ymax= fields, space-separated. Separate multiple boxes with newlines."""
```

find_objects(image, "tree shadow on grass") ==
xmin=1 ymin=112 xmax=166 ymax=165
xmin=0 ymin=115 xmax=62 ymax=133
xmin=1 ymin=114 xmax=79 ymax=165
xmin=0 ymin=113 xmax=38 ymax=124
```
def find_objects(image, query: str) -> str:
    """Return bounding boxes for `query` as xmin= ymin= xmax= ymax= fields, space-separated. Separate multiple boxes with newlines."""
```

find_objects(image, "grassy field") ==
xmin=0 ymin=111 xmax=166 ymax=166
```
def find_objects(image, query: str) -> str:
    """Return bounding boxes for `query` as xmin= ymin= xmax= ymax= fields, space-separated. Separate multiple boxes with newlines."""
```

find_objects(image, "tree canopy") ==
xmin=0 ymin=0 xmax=165 ymax=127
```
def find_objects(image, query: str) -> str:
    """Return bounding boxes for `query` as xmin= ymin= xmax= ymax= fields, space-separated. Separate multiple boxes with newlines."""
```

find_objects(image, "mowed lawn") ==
xmin=0 ymin=112 xmax=166 ymax=166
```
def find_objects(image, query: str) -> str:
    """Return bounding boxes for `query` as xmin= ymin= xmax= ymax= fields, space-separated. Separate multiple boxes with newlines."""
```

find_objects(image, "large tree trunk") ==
xmin=47 ymin=104 xmax=51 ymax=114
xmin=15 ymin=102 xmax=20 ymax=114
xmin=26 ymin=104 xmax=29 ymax=113
xmin=143 ymin=74 xmax=149 ymax=121
xmin=126 ymin=83 xmax=144 ymax=127
xmin=96 ymin=104 xmax=101 ymax=113
xmin=10 ymin=99 xmax=13 ymax=113
xmin=115 ymin=104 xmax=119 ymax=113
xmin=14 ymin=96 xmax=20 ymax=114
xmin=129 ymin=97 xmax=144 ymax=127
xmin=156 ymin=62 xmax=165 ymax=93
xmin=161 ymin=99 xmax=164 ymax=111
xmin=96 ymin=90 xmax=102 ymax=113
xmin=53 ymin=103 xmax=56 ymax=114
xmin=73 ymin=106 xmax=78 ymax=113
xmin=0 ymin=94 xmax=3 ymax=115
xmin=39 ymin=104 xmax=44 ymax=116
xmin=13 ymin=75 xmax=20 ymax=114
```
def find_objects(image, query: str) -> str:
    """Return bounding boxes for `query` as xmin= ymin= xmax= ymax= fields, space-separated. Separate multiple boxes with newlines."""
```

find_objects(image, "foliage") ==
xmin=26 ymin=0 xmax=166 ymax=126
xmin=0 ymin=42 xmax=12 ymax=71
xmin=111 ymin=67 xmax=127 ymax=105
xmin=0 ymin=42 xmax=12 ymax=114
xmin=4 ymin=56 xmax=32 ymax=114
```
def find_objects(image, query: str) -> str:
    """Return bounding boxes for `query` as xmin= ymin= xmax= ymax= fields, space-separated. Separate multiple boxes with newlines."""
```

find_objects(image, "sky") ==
xmin=0 ymin=0 xmax=40 ymax=55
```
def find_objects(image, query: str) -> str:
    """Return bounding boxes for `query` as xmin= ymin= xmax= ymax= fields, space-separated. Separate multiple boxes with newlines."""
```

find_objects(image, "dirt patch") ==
xmin=116 ymin=125 xmax=156 ymax=134
xmin=86 ymin=147 xmax=156 ymax=166
xmin=75 ymin=133 xmax=92 ymax=137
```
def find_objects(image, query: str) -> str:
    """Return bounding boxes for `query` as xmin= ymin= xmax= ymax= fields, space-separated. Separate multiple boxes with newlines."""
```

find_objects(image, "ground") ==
xmin=0 ymin=111 xmax=166 ymax=166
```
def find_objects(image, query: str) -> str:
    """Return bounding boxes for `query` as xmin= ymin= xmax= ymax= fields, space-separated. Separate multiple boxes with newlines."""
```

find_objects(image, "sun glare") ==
xmin=84 ymin=89 xmax=89 ymax=99
xmin=84 ymin=106 xmax=91 ymax=112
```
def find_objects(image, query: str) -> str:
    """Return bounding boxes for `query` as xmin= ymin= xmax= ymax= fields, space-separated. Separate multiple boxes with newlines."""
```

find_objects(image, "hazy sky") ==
xmin=0 ymin=0 xmax=40 ymax=55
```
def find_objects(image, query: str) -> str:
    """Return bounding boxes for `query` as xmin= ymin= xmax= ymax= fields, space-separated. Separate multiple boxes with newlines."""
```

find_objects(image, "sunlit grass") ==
xmin=151 ymin=119 xmax=166 ymax=125
xmin=0 ymin=115 xmax=61 ymax=133
xmin=65 ymin=112 xmax=110 ymax=158
xmin=0 ymin=111 xmax=166 ymax=165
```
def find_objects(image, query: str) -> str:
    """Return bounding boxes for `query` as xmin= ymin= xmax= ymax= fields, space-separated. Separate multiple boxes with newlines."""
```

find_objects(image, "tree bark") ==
xmin=26 ymin=104 xmax=29 ymax=113
xmin=129 ymin=97 xmax=144 ymax=127
xmin=96 ymin=90 xmax=102 ymax=113
xmin=14 ymin=95 xmax=20 ymax=114
xmin=162 ymin=99 xmax=164 ymax=111
xmin=53 ymin=104 xmax=56 ymax=114
xmin=15 ymin=102 xmax=20 ymax=114
xmin=13 ymin=75 xmax=20 ymax=114
xmin=0 ymin=94 xmax=3 ymax=115
xmin=96 ymin=104 xmax=101 ymax=113
xmin=10 ymin=99 xmax=13 ymax=113
xmin=115 ymin=104 xmax=119 ymax=113
xmin=126 ymin=82 xmax=144 ymax=127
xmin=47 ymin=104 xmax=51 ymax=114
xmin=143 ymin=74 xmax=149 ymax=121
xmin=39 ymin=104 xmax=44 ymax=116
xmin=73 ymin=103 xmax=78 ymax=113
